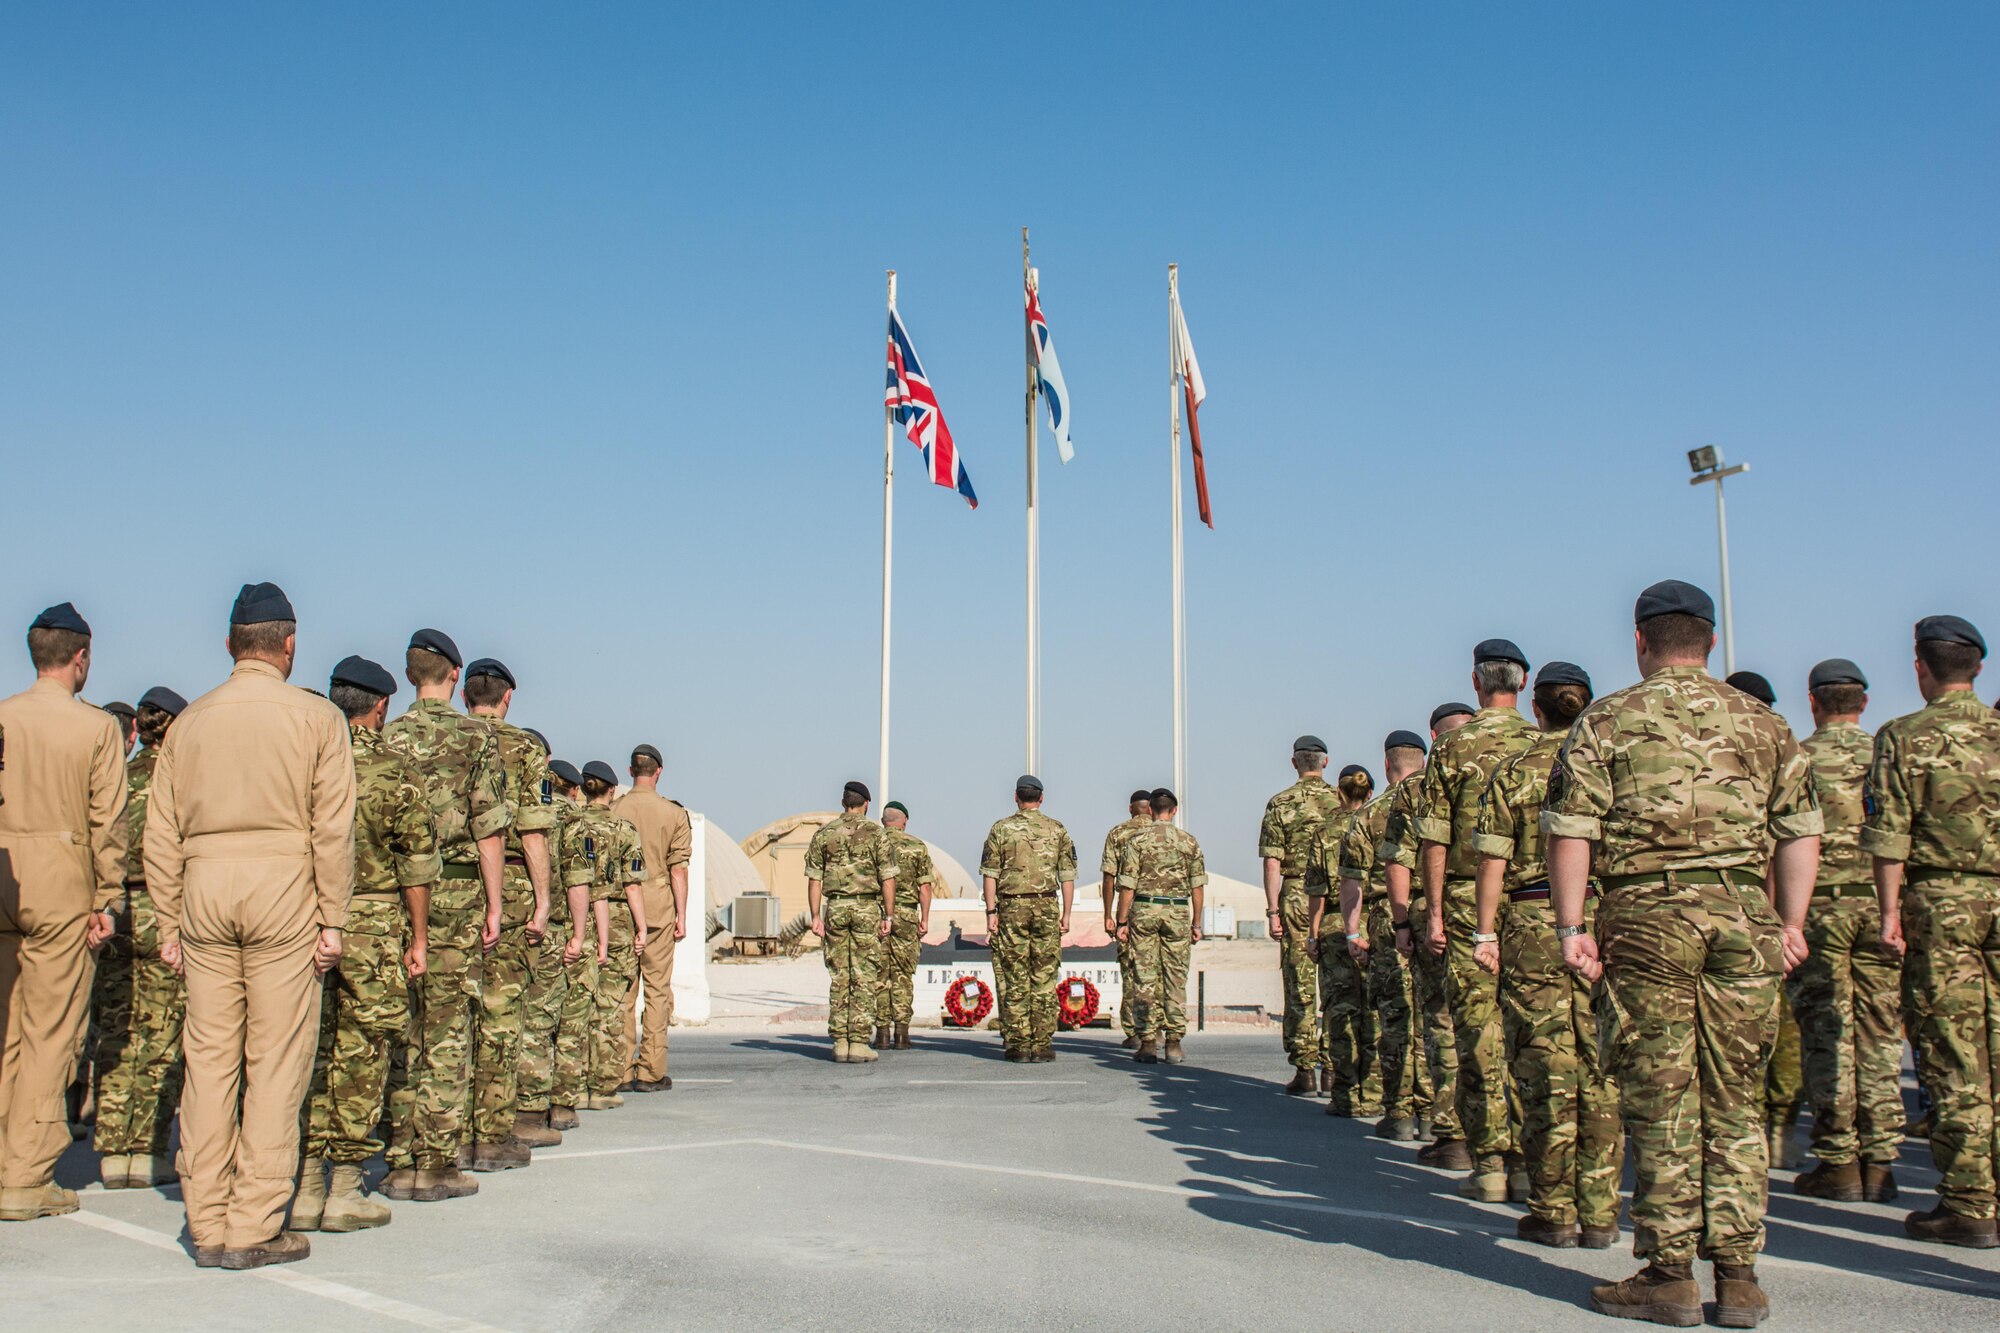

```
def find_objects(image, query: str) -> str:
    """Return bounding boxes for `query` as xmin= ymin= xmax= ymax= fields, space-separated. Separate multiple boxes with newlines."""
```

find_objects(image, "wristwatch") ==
xmin=1392 ymin=920 xmax=1411 ymax=933
xmin=1554 ymin=925 xmax=1588 ymax=940
xmin=1471 ymin=931 xmax=1497 ymax=944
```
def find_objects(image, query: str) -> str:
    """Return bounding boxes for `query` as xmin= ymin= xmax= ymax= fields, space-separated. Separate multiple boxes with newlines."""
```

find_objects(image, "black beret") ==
xmin=30 ymin=602 xmax=91 ymax=636
xmin=1725 ymin=671 xmax=1777 ymax=707
xmin=1916 ymin=615 xmax=1986 ymax=658
xmin=1129 ymin=788 xmax=1153 ymax=805
xmin=843 ymin=779 xmax=872 ymax=802
xmin=1473 ymin=638 xmax=1528 ymax=670
xmin=1535 ymin=661 xmax=1591 ymax=691
xmin=631 ymin=743 xmax=664 ymax=766
xmin=1430 ymin=702 xmax=1475 ymax=729
xmin=1149 ymin=787 xmax=1177 ymax=805
xmin=137 ymin=686 xmax=190 ymax=716
xmin=329 ymin=655 xmax=396 ymax=697
xmin=522 ymin=727 xmax=549 ymax=753
xmin=1635 ymin=579 xmax=1715 ymax=626
xmin=1292 ymin=734 xmax=1328 ymax=755
xmin=548 ymin=759 xmax=583 ymax=786
xmin=465 ymin=657 xmax=514 ymax=688
xmin=230 ymin=582 xmax=295 ymax=626
xmin=103 ymin=700 xmax=136 ymax=720
xmin=1337 ymin=764 xmax=1370 ymax=782
xmin=408 ymin=628 xmax=462 ymax=669
xmin=1808 ymin=658 xmax=1868 ymax=691
xmin=884 ymin=800 xmax=909 ymax=818
xmin=1015 ymin=774 xmax=1044 ymax=795
xmin=1384 ymin=729 xmax=1427 ymax=754
xmin=582 ymin=760 xmax=619 ymax=786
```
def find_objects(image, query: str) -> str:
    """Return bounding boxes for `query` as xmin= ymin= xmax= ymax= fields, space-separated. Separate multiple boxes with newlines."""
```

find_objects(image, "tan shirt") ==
xmin=611 ymin=787 xmax=691 ymax=921
xmin=0 ymin=676 xmax=129 ymax=912
xmin=144 ymin=658 xmax=358 ymax=940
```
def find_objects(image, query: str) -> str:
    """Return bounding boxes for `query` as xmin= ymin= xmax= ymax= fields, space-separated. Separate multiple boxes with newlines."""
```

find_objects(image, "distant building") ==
xmin=738 ymin=811 xmax=975 ymax=922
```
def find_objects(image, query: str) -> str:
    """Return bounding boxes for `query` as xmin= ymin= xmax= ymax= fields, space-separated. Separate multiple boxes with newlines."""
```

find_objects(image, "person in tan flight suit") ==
xmin=0 ymin=602 xmax=128 ymax=1223
xmin=147 ymin=583 xmax=357 ymax=1270
xmin=613 ymin=743 xmax=690 ymax=1092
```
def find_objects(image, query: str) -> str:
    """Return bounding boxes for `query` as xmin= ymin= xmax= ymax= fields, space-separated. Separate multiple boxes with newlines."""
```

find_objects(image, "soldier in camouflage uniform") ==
xmin=1115 ymin=789 xmax=1204 ymax=1063
xmin=294 ymin=657 xmax=437 ymax=1234
xmin=572 ymin=762 xmax=646 ymax=1107
xmin=517 ymin=759 xmax=590 ymax=1136
xmin=92 ymin=685 xmax=187 ymax=1189
xmin=1472 ymin=662 xmax=1621 ymax=1250
xmin=1863 ymin=616 xmax=2000 ymax=1249
xmin=1308 ymin=765 xmax=1377 ymax=1115
xmin=380 ymin=630 xmax=510 ymax=1204
xmin=1416 ymin=640 xmax=1538 ymax=1202
xmin=1337 ymin=731 xmax=1433 ymax=1139
xmin=806 ymin=781 xmax=897 ymax=1064
xmin=1386 ymin=703 xmax=1473 ymax=1166
xmin=874 ymin=801 xmax=934 ymax=1050
xmin=1548 ymin=581 xmax=1822 ymax=1327
xmin=1788 ymin=658 xmax=1903 ymax=1204
xmin=460 ymin=659 xmax=556 ymax=1170
xmin=1100 ymin=791 xmax=1154 ymax=1045
xmin=980 ymin=775 xmax=1076 ymax=1062
xmin=1258 ymin=736 xmax=1344 ymax=1093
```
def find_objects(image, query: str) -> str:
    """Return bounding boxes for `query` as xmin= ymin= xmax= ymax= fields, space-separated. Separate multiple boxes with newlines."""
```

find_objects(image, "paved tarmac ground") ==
xmin=4 ymin=1030 xmax=1995 ymax=1331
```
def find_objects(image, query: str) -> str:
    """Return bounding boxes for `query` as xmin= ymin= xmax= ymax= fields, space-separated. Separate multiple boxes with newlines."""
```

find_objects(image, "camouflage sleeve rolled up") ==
xmin=1257 ymin=796 xmax=1286 ymax=861
xmin=874 ymin=825 xmax=902 ymax=886
xmin=978 ymin=823 xmax=1002 ymax=881
xmin=384 ymin=755 xmax=441 ymax=888
xmin=1413 ymin=746 xmax=1452 ymax=848
xmin=1056 ymin=824 xmax=1077 ymax=882
xmin=1306 ymin=810 xmax=1355 ymax=894
xmin=350 ymin=727 xmax=442 ymax=891
xmin=1336 ymin=795 xmax=1383 ymax=883
xmin=1378 ymin=774 xmax=1424 ymax=871
xmin=803 ymin=823 xmax=833 ymax=882
xmin=1474 ymin=758 xmax=1525 ymax=865
xmin=1859 ymin=693 xmax=2000 ymax=872
xmin=615 ymin=817 xmax=646 ymax=886
xmin=505 ymin=724 xmax=556 ymax=837
xmin=1473 ymin=734 xmax=1564 ymax=889
xmin=1185 ymin=831 xmax=1208 ymax=893
xmin=559 ymin=812 xmax=598 ymax=890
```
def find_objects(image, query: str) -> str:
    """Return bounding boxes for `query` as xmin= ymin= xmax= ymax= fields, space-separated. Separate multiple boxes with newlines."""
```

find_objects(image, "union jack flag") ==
xmin=886 ymin=306 xmax=977 ymax=509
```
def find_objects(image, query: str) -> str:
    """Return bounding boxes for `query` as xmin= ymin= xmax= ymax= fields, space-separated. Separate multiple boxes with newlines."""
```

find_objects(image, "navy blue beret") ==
xmin=844 ymin=779 xmax=872 ymax=802
xmin=1292 ymin=735 xmax=1328 ymax=755
xmin=1430 ymin=702 xmax=1475 ymax=729
xmin=1725 ymin=671 xmax=1777 ymax=707
xmin=1535 ymin=661 xmax=1592 ymax=691
xmin=465 ymin=657 xmax=515 ymax=688
xmin=631 ymin=743 xmax=663 ymax=766
xmin=1916 ymin=615 xmax=1986 ymax=658
xmin=582 ymin=760 xmax=619 ymax=786
xmin=1130 ymin=788 xmax=1153 ymax=805
xmin=1474 ymin=638 xmax=1528 ymax=670
xmin=408 ymin=628 xmax=462 ymax=669
xmin=329 ymin=655 xmax=396 ymax=697
xmin=548 ymin=759 xmax=583 ymax=786
xmin=31 ymin=601 xmax=91 ymax=635
xmin=1384 ymin=729 xmax=1427 ymax=754
xmin=1150 ymin=787 xmax=1177 ymax=805
xmin=1014 ymin=775 xmax=1043 ymax=795
xmin=103 ymin=700 xmax=136 ymax=720
xmin=138 ymin=685 xmax=190 ymax=716
xmin=1809 ymin=658 xmax=1868 ymax=691
xmin=230 ymin=582 xmax=295 ymax=626
xmin=1635 ymin=579 xmax=1715 ymax=626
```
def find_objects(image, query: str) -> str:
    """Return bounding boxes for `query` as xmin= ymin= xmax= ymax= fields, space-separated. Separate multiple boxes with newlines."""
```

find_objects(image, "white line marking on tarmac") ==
xmin=670 ymin=1078 xmax=735 ymax=1083
xmin=63 ymin=1208 xmax=516 ymax=1332
xmin=531 ymin=1136 xmax=756 ymax=1163
xmin=905 ymin=1079 xmax=1088 ymax=1085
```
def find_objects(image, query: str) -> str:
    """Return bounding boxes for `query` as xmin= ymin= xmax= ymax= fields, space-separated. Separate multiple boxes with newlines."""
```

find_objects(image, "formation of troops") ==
xmin=0 ymin=586 xmax=690 ymax=1269
xmin=3 ymin=574 xmax=1998 ymax=1330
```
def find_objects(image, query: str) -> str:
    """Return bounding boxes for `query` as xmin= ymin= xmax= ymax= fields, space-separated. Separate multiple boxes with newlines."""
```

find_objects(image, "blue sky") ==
xmin=4 ymin=4 xmax=1995 ymax=883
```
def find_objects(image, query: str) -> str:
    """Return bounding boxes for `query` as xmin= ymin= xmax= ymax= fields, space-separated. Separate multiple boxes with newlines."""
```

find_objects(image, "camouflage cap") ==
xmin=1634 ymin=579 xmax=1714 ymax=625
xmin=1473 ymin=638 xmax=1528 ymax=669
xmin=1429 ymin=702 xmax=1475 ymax=729
xmin=1916 ymin=615 xmax=1986 ymax=658
xmin=1384 ymin=729 xmax=1427 ymax=753
xmin=230 ymin=582 xmax=294 ymax=626
xmin=329 ymin=655 xmax=395 ymax=697
xmin=137 ymin=685 xmax=190 ymax=716
xmin=1808 ymin=658 xmax=1868 ymax=691
xmin=1535 ymin=661 xmax=1591 ymax=690
xmin=1724 ymin=670 xmax=1777 ymax=706
xmin=30 ymin=601 xmax=90 ymax=635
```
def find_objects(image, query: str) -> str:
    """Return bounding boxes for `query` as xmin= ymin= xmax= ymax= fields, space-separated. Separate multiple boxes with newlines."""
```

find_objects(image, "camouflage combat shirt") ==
xmin=562 ymin=804 xmax=646 ymax=904
xmin=1375 ymin=771 xmax=1426 ymax=875
xmin=1541 ymin=666 xmax=1822 ymax=876
xmin=124 ymin=745 xmax=160 ymax=884
xmin=1115 ymin=820 xmax=1208 ymax=901
xmin=1858 ymin=689 xmax=2000 ymax=874
xmin=1305 ymin=806 xmax=1364 ymax=897
xmin=350 ymin=723 xmax=441 ymax=896
xmin=383 ymin=698 xmax=511 ymax=866
xmin=1474 ymin=730 xmax=1574 ymax=890
xmin=1337 ymin=787 xmax=1399 ymax=901
xmin=885 ymin=827 xmax=935 ymax=910
xmin=805 ymin=811 xmax=899 ymax=900
xmin=1802 ymin=721 xmax=1874 ymax=884
xmin=1258 ymin=774 xmax=1345 ymax=885
xmin=979 ymin=809 xmax=1077 ymax=896
xmin=1100 ymin=813 xmax=1152 ymax=878
xmin=1416 ymin=707 xmax=1538 ymax=879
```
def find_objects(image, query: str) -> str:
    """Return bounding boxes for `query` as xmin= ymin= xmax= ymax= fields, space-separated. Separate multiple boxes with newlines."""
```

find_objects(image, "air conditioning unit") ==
xmin=730 ymin=892 xmax=784 ymax=939
xmin=1201 ymin=907 xmax=1236 ymax=940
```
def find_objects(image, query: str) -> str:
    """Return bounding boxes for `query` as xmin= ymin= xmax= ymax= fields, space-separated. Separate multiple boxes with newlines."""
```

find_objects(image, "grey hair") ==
xmin=1292 ymin=749 xmax=1329 ymax=774
xmin=1474 ymin=661 xmax=1526 ymax=695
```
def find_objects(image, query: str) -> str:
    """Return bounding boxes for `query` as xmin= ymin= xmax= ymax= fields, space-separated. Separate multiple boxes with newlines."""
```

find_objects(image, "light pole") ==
xmin=1687 ymin=445 xmax=1748 ymax=676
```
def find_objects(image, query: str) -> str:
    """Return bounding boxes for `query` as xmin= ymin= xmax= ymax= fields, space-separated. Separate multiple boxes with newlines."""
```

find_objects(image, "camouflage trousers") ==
xmin=472 ymin=916 xmax=533 ymax=1143
xmin=590 ymin=904 xmax=639 ymax=1096
xmin=550 ymin=942 xmax=599 ymax=1111
xmin=387 ymin=882 xmax=483 ymax=1170
xmin=1129 ymin=901 xmax=1192 ymax=1040
xmin=92 ymin=889 xmax=186 ymax=1157
xmin=1766 ymin=987 xmax=1804 ymax=1130
xmin=1117 ymin=919 xmax=1137 ymax=1030
xmin=305 ymin=898 xmax=409 ymax=1163
xmin=1787 ymin=891 xmax=1904 ymax=1165
xmin=1597 ymin=875 xmax=1783 ymax=1265
xmin=823 ymin=896 xmax=885 ymax=1043
xmin=1366 ymin=899 xmax=1430 ymax=1120
xmin=1315 ymin=901 xmax=1378 ymax=1111
xmin=516 ymin=929 xmax=572 ymax=1113
xmin=1277 ymin=883 xmax=1320 ymax=1069
xmin=1443 ymin=884 xmax=1514 ymax=1159
xmin=1500 ymin=897 xmax=1621 ymax=1228
xmin=1409 ymin=896 xmax=1460 ymax=1138
xmin=994 ymin=896 xmax=1062 ymax=1050
xmin=1900 ymin=870 xmax=2000 ymax=1220
xmin=875 ymin=905 xmax=922 ymax=1027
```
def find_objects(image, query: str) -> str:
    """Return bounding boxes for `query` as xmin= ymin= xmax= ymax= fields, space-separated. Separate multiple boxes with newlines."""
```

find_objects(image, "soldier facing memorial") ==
xmin=980 ymin=776 xmax=1075 ymax=1063
xmin=806 ymin=781 xmax=896 ymax=1064
xmin=1258 ymin=735 xmax=1343 ymax=1093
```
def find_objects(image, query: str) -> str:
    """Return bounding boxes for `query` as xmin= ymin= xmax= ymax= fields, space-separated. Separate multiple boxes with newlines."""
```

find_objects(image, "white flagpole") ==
xmin=880 ymin=269 xmax=897 ymax=802
xmin=1169 ymin=264 xmax=1187 ymax=829
xmin=1024 ymin=228 xmax=1040 ymax=775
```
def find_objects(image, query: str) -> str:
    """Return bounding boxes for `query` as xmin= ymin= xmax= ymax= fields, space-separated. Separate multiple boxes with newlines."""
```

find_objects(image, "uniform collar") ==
xmin=409 ymin=696 xmax=457 ymax=716
xmin=231 ymin=658 xmax=285 ymax=681
xmin=1929 ymin=687 xmax=1988 ymax=713
xmin=31 ymin=676 xmax=76 ymax=697
xmin=1645 ymin=665 xmax=1712 ymax=681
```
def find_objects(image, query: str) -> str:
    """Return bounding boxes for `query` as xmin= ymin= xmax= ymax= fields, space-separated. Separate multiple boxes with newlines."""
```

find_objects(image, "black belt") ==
xmin=1506 ymin=881 xmax=1598 ymax=903
xmin=1133 ymin=894 xmax=1191 ymax=905
xmin=823 ymin=892 xmax=882 ymax=901
xmin=1813 ymin=882 xmax=1876 ymax=901
xmin=999 ymin=890 xmax=1059 ymax=900
xmin=439 ymin=863 xmax=481 ymax=881
xmin=1908 ymin=866 xmax=1994 ymax=884
xmin=1601 ymin=867 xmax=1751 ymax=891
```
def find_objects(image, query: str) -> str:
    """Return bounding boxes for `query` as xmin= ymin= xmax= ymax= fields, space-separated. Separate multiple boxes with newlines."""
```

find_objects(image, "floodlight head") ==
xmin=1688 ymin=445 xmax=1721 ymax=474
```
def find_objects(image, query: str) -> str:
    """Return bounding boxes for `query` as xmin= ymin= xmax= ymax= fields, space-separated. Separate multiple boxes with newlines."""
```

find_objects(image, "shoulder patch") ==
xmin=1545 ymin=757 xmax=1568 ymax=805
xmin=540 ymin=779 xmax=552 ymax=804
xmin=1862 ymin=783 xmax=1876 ymax=818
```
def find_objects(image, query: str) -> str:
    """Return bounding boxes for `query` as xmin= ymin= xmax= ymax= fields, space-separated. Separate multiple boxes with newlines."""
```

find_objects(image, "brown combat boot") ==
xmin=1004 ymin=1047 xmax=1028 ymax=1062
xmin=412 ymin=1167 xmax=480 ymax=1201
xmin=1516 ymin=1214 xmax=1580 ymax=1248
xmin=512 ymin=1110 xmax=562 ymax=1148
xmin=1713 ymin=1262 xmax=1768 ymax=1328
xmin=0 ymin=1183 xmax=79 ymax=1222
xmin=1282 ymin=1068 xmax=1317 ymax=1096
xmin=1119 ymin=1034 xmax=1138 ymax=1050
xmin=289 ymin=1157 xmax=326 ymax=1231
xmin=1163 ymin=1038 xmax=1186 ymax=1065
xmin=849 ymin=1042 xmax=879 ymax=1064
xmin=220 ymin=1231 xmax=310 ymax=1270
xmin=1860 ymin=1161 xmax=1898 ymax=1202
xmin=870 ymin=1025 xmax=890 ymax=1050
xmin=470 ymin=1138 xmax=531 ymax=1172
xmin=1904 ymin=1204 xmax=2000 ymax=1249
xmin=549 ymin=1105 xmax=580 ymax=1131
xmin=1317 ymin=1067 xmax=1334 ymax=1096
xmin=893 ymin=1023 xmax=912 ymax=1050
xmin=1134 ymin=1039 xmax=1160 ymax=1064
xmin=1417 ymin=1137 xmax=1472 ymax=1170
xmin=1589 ymin=1263 xmax=1700 ymax=1327
xmin=1373 ymin=1116 xmax=1420 ymax=1141
xmin=379 ymin=1167 xmax=420 ymax=1201
xmin=321 ymin=1165 xmax=391 ymax=1232
xmin=1457 ymin=1155 xmax=1509 ymax=1202
xmin=1580 ymin=1222 xmax=1622 ymax=1250
xmin=98 ymin=1154 xmax=134 ymax=1190
xmin=1792 ymin=1159 xmax=1862 ymax=1201
xmin=1030 ymin=1047 xmax=1055 ymax=1063
xmin=193 ymin=1246 xmax=225 ymax=1268
xmin=129 ymin=1155 xmax=176 ymax=1186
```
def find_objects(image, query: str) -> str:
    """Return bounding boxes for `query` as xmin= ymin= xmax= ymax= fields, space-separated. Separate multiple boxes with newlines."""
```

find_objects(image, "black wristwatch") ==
xmin=1392 ymin=920 xmax=1411 ymax=934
